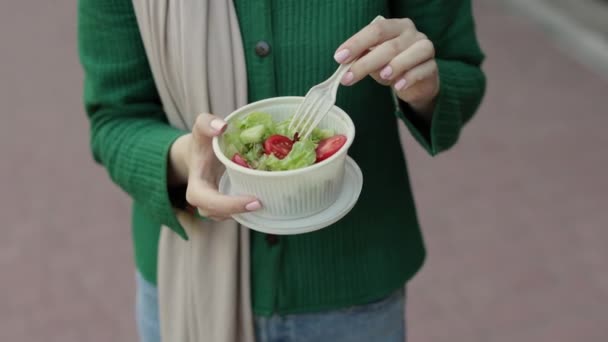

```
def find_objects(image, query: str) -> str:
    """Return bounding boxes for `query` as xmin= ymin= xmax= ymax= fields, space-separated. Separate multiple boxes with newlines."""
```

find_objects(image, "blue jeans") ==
xmin=135 ymin=272 xmax=161 ymax=342
xmin=135 ymin=272 xmax=406 ymax=342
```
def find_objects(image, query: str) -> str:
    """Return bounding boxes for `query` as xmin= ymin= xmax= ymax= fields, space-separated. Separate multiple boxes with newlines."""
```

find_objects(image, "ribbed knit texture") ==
xmin=78 ymin=0 xmax=485 ymax=314
xmin=78 ymin=0 xmax=188 ymax=246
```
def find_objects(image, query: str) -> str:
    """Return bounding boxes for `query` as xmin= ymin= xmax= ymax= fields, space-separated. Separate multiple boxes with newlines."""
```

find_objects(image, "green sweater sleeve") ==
xmin=390 ymin=0 xmax=487 ymax=155
xmin=78 ymin=0 xmax=188 ymax=239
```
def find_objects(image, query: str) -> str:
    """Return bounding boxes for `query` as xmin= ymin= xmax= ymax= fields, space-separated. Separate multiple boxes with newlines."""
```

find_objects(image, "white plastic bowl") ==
xmin=212 ymin=96 xmax=356 ymax=220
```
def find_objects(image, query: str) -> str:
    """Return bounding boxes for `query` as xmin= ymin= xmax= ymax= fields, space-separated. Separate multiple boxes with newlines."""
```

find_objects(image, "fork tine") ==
xmin=290 ymin=106 xmax=308 ymax=135
xmin=291 ymin=92 xmax=319 ymax=135
xmin=289 ymin=91 xmax=317 ymax=132
xmin=298 ymin=95 xmax=324 ymax=135
xmin=289 ymin=100 xmax=306 ymax=131
xmin=289 ymin=103 xmax=304 ymax=131
xmin=291 ymin=18 xmax=382 ymax=139
xmin=301 ymin=100 xmax=333 ymax=140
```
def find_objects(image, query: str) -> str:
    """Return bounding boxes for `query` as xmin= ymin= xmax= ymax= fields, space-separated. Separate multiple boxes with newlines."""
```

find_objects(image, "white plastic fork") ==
xmin=289 ymin=16 xmax=383 ymax=140
xmin=288 ymin=61 xmax=353 ymax=140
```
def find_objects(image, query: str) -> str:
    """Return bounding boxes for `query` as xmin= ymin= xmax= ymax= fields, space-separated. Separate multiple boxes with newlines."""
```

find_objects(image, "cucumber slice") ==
xmin=240 ymin=124 xmax=266 ymax=144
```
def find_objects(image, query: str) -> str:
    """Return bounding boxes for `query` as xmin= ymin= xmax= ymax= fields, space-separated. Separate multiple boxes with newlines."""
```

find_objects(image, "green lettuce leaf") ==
xmin=243 ymin=143 xmax=264 ymax=167
xmin=223 ymin=130 xmax=246 ymax=158
xmin=274 ymin=119 xmax=292 ymax=138
xmin=258 ymin=139 xmax=316 ymax=171
xmin=237 ymin=112 xmax=274 ymax=140
xmin=310 ymin=128 xmax=334 ymax=144
xmin=223 ymin=112 xmax=273 ymax=159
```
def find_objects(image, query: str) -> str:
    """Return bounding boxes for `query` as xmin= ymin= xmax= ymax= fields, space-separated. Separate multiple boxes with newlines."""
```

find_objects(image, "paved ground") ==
xmin=539 ymin=0 xmax=608 ymax=38
xmin=1 ymin=0 xmax=607 ymax=341
xmin=501 ymin=0 xmax=608 ymax=78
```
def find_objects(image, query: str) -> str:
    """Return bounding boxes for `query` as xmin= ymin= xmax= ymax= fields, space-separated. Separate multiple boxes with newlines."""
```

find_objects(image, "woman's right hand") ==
xmin=169 ymin=113 xmax=262 ymax=221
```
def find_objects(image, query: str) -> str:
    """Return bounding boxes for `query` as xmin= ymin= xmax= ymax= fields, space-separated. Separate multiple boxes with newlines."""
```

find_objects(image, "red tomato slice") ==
xmin=231 ymin=153 xmax=251 ymax=168
xmin=315 ymin=135 xmax=347 ymax=162
xmin=264 ymin=135 xmax=294 ymax=159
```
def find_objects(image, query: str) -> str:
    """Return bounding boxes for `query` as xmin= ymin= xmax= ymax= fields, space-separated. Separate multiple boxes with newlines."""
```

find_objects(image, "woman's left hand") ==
xmin=334 ymin=18 xmax=440 ymax=115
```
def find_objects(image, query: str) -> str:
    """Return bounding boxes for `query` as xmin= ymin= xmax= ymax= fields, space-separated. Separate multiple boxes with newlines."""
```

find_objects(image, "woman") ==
xmin=78 ymin=0 xmax=485 ymax=341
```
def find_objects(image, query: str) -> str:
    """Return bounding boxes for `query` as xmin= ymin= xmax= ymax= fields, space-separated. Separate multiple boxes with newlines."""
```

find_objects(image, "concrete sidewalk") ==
xmin=1 ymin=0 xmax=607 ymax=341
xmin=498 ymin=0 xmax=608 ymax=78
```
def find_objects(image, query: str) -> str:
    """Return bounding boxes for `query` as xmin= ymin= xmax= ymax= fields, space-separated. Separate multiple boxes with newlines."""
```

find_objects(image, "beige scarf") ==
xmin=131 ymin=1 xmax=254 ymax=341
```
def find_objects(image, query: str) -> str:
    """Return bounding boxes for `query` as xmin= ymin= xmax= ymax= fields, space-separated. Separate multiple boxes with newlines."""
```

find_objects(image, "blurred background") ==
xmin=1 ymin=0 xmax=607 ymax=341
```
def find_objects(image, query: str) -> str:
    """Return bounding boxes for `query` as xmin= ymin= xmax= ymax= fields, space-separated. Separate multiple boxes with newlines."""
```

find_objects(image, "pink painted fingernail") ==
xmin=380 ymin=65 xmax=393 ymax=79
xmin=245 ymin=200 xmax=262 ymax=211
xmin=394 ymin=78 xmax=407 ymax=91
xmin=210 ymin=119 xmax=227 ymax=132
xmin=334 ymin=49 xmax=350 ymax=63
xmin=341 ymin=71 xmax=354 ymax=85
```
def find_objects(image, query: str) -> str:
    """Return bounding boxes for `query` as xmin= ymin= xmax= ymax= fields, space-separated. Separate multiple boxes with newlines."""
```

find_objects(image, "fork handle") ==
xmin=327 ymin=61 xmax=355 ymax=96
xmin=327 ymin=15 xmax=385 ymax=97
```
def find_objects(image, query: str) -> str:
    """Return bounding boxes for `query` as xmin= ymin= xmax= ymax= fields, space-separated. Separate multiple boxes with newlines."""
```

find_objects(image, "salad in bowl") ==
xmin=223 ymin=111 xmax=347 ymax=171
xmin=212 ymin=96 xmax=356 ymax=221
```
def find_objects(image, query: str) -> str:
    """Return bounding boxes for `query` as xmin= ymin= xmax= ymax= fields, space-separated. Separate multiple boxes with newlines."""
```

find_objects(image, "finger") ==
xmin=193 ymin=113 xmax=228 ymax=141
xmin=194 ymin=203 xmax=228 ymax=221
xmin=186 ymin=181 xmax=261 ymax=217
xmin=205 ymin=190 xmax=262 ymax=217
xmin=378 ymin=38 xmax=435 ymax=82
xmin=393 ymin=59 xmax=438 ymax=94
xmin=194 ymin=209 xmax=229 ymax=222
xmin=342 ymin=34 xmax=414 ymax=86
xmin=204 ymin=214 xmax=229 ymax=222
xmin=334 ymin=18 xmax=415 ymax=64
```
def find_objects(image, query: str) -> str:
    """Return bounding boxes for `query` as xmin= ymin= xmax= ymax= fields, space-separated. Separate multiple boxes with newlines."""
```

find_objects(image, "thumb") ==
xmin=192 ymin=113 xmax=227 ymax=141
